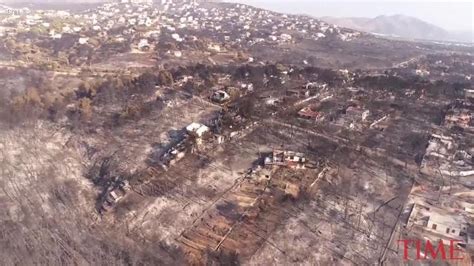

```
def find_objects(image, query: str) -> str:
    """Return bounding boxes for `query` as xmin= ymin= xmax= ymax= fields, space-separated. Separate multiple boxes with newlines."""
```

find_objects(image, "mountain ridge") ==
xmin=321 ymin=14 xmax=472 ymax=43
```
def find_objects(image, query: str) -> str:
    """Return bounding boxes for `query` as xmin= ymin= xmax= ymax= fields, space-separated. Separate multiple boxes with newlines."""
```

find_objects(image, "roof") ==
xmin=298 ymin=107 xmax=319 ymax=118
xmin=186 ymin=123 xmax=209 ymax=137
xmin=415 ymin=203 xmax=469 ymax=228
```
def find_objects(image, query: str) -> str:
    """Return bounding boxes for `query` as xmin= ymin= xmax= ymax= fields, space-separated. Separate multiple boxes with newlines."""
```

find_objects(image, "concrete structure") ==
xmin=298 ymin=107 xmax=320 ymax=120
xmin=186 ymin=123 xmax=210 ymax=138
xmin=211 ymin=90 xmax=230 ymax=103
xmin=265 ymin=150 xmax=307 ymax=169
xmin=138 ymin=39 xmax=150 ymax=51
xmin=408 ymin=203 xmax=469 ymax=243
xmin=465 ymin=89 xmax=474 ymax=99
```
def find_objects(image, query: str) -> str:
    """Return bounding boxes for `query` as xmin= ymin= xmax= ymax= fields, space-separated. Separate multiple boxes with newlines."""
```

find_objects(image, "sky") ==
xmin=231 ymin=1 xmax=474 ymax=32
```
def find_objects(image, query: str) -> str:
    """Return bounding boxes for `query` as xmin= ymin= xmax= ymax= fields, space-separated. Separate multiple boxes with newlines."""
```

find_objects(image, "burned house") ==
xmin=420 ymin=134 xmax=455 ymax=175
xmin=186 ymin=122 xmax=210 ymax=138
xmin=369 ymin=115 xmax=390 ymax=131
xmin=286 ymin=89 xmax=307 ymax=98
xmin=420 ymin=134 xmax=474 ymax=178
xmin=305 ymin=82 xmax=328 ymax=91
xmin=444 ymin=107 xmax=472 ymax=128
xmin=344 ymin=103 xmax=370 ymax=122
xmin=101 ymin=180 xmax=131 ymax=212
xmin=335 ymin=103 xmax=370 ymax=130
xmin=465 ymin=89 xmax=474 ymax=99
xmin=211 ymin=108 xmax=251 ymax=143
xmin=444 ymin=109 xmax=472 ymax=129
xmin=211 ymin=90 xmax=230 ymax=103
xmin=160 ymin=137 xmax=189 ymax=167
xmin=160 ymin=123 xmax=212 ymax=167
xmin=186 ymin=122 xmax=210 ymax=145
xmin=298 ymin=106 xmax=321 ymax=120
xmin=138 ymin=38 xmax=151 ymax=51
xmin=264 ymin=149 xmax=307 ymax=169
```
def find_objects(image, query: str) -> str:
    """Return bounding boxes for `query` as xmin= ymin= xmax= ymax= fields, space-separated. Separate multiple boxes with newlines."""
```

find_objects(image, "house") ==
xmin=465 ymin=89 xmax=474 ymax=99
xmin=280 ymin=33 xmax=292 ymax=42
xmin=298 ymin=107 xmax=320 ymax=120
xmin=138 ymin=39 xmax=150 ymax=51
xmin=186 ymin=123 xmax=210 ymax=145
xmin=161 ymin=138 xmax=189 ymax=167
xmin=106 ymin=189 xmax=125 ymax=204
xmin=265 ymin=150 xmax=307 ymax=169
xmin=78 ymin=37 xmax=89 ymax=45
xmin=101 ymin=180 xmax=130 ymax=212
xmin=369 ymin=115 xmax=389 ymax=131
xmin=211 ymin=90 xmax=230 ymax=103
xmin=415 ymin=69 xmax=430 ymax=77
xmin=445 ymin=110 xmax=471 ymax=128
xmin=424 ymin=134 xmax=455 ymax=159
xmin=50 ymin=32 xmax=62 ymax=39
xmin=186 ymin=123 xmax=210 ymax=138
xmin=208 ymin=43 xmax=221 ymax=53
xmin=171 ymin=33 xmax=183 ymax=42
xmin=408 ymin=203 xmax=469 ymax=243
xmin=305 ymin=82 xmax=327 ymax=91
xmin=286 ymin=89 xmax=301 ymax=97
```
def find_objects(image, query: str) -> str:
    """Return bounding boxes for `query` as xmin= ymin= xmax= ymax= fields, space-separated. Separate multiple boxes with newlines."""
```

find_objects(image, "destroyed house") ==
xmin=211 ymin=90 xmax=230 ymax=103
xmin=424 ymin=134 xmax=455 ymax=159
xmin=286 ymin=87 xmax=311 ymax=98
xmin=186 ymin=122 xmax=210 ymax=138
xmin=466 ymin=89 xmax=474 ymax=99
xmin=101 ymin=180 xmax=130 ymax=212
xmin=161 ymin=138 xmax=189 ymax=166
xmin=286 ymin=89 xmax=301 ymax=97
xmin=265 ymin=150 xmax=307 ymax=168
xmin=298 ymin=107 xmax=320 ymax=119
xmin=305 ymin=82 xmax=327 ymax=91
xmin=345 ymin=105 xmax=363 ymax=116
xmin=445 ymin=110 xmax=471 ymax=128
xmin=106 ymin=189 xmax=125 ymax=204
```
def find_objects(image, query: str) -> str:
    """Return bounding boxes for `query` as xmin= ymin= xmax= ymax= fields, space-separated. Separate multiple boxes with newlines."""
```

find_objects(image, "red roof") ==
xmin=298 ymin=107 xmax=319 ymax=118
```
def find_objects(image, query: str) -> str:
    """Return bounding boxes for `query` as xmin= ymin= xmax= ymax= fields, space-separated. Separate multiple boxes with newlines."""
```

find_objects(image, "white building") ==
xmin=186 ymin=123 xmax=210 ymax=138
xmin=138 ymin=39 xmax=150 ymax=50
xmin=465 ymin=89 xmax=474 ymax=99
xmin=78 ymin=37 xmax=89 ymax=45
xmin=408 ymin=203 xmax=469 ymax=243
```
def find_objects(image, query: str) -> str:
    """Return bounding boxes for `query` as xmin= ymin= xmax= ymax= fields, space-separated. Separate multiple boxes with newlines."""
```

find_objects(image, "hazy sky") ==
xmin=232 ymin=1 xmax=473 ymax=31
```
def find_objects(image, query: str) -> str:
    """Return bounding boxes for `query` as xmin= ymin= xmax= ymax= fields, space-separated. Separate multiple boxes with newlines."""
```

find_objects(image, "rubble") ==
xmin=264 ymin=150 xmax=307 ymax=169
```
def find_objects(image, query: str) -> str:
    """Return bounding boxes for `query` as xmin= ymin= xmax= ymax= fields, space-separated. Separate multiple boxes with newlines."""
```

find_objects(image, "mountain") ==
xmin=0 ymin=0 xmax=108 ymax=3
xmin=321 ymin=14 xmax=472 ymax=43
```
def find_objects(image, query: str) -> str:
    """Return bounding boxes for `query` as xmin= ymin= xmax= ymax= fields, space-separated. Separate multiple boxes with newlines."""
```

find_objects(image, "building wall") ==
xmin=427 ymin=219 xmax=465 ymax=238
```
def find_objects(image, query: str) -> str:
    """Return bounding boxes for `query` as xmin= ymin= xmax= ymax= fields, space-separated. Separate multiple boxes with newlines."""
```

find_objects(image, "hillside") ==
xmin=321 ymin=14 xmax=472 ymax=43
